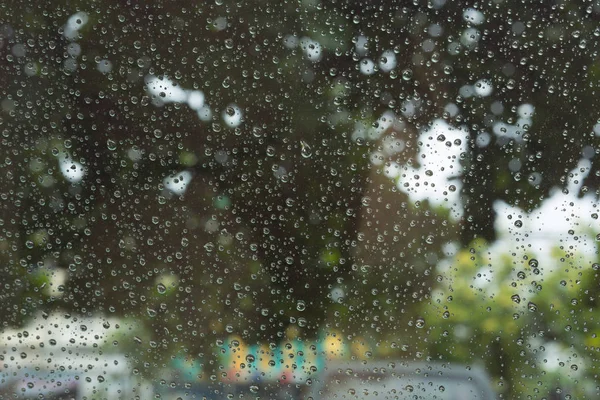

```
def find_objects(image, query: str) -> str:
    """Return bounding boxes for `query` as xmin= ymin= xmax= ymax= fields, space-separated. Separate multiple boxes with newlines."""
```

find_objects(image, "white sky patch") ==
xmin=145 ymin=76 xmax=210 ymax=116
xmin=474 ymin=79 xmax=493 ymax=96
xmin=459 ymin=85 xmax=475 ymax=98
xmin=368 ymin=111 xmax=395 ymax=141
xmin=396 ymin=120 xmax=468 ymax=220
xmin=127 ymin=147 xmax=143 ymax=162
xmin=593 ymin=122 xmax=600 ymax=137
xmin=67 ymin=43 xmax=82 ymax=57
xmin=212 ymin=17 xmax=227 ymax=31
xmin=64 ymin=12 xmax=89 ymax=40
xmin=58 ymin=155 xmax=85 ymax=183
xmin=146 ymin=75 xmax=188 ymax=103
xmin=492 ymin=158 xmax=597 ymax=272
xmin=379 ymin=50 xmax=397 ymax=72
xmin=197 ymin=105 xmax=212 ymax=121
xmin=381 ymin=135 xmax=406 ymax=156
xmin=300 ymin=37 xmax=323 ymax=62
xmin=283 ymin=34 xmax=299 ymax=49
xmin=355 ymin=35 xmax=369 ymax=56
xmin=352 ymin=120 xmax=368 ymax=142
xmin=187 ymin=90 xmax=205 ymax=110
xmin=163 ymin=170 xmax=193 ymax=195
xmin=517 ymin=103 xmax=535 ymax=118
xmin=461 ymin=28 xmax=481 ymax=49
xmin=97 ymin=59 xmax=113 ymax=74
xmin=401 ymin=99 xmax=418 ymax=118
xmin=435 ymin=154 xmax=598 ymax=300
xmin=222 ymin=104 xmax=243 ymax=127
xmin=463 ymin=8 xmax=485 ymax=25
xmin=492 ymin=103 xmax=535 ymax=142
xmin=369 ymin=151 xmax=385 ymax=166
xmin=493 ymin=120 xmax=525 ymax=142
xmin=383 ymin=161 xmax=401 ymax=179
xmin=360 ymin=58 xmax=376 ymax=75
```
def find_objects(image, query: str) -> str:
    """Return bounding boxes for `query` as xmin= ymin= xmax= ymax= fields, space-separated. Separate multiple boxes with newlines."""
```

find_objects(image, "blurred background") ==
xmin=1 ymin=0 xmax=600 ymax=399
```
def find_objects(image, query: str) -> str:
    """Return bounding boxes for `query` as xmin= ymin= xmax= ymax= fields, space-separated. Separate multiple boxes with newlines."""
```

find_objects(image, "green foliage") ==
xmin=422 ymin=239 xmax=600 ymax=399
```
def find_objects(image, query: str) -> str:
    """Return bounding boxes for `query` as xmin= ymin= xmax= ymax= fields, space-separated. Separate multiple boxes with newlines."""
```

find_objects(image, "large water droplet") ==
xmin=157 ymin=283 xmax=167 ymax=294
xmin=300 ymin=140 xmax=312 ymax=158
xmin=296 ymin=300 xmax=306 ymax=311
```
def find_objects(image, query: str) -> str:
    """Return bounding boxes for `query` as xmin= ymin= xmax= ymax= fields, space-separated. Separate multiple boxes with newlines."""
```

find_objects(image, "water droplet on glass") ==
xmin=296 ymin=300 xmax=306 ymax=311
xmin=511 ymin=294 xmax=521 ymax=304
xmin=300 ymin=140 xmax=312 ymax=158
xmin=157 ymin=283 xmax=167 ymax=294
xmin=107 ymin=139 xmax=117 ymax=151
xmin=415 ymin=317 xmax=426 ymax=328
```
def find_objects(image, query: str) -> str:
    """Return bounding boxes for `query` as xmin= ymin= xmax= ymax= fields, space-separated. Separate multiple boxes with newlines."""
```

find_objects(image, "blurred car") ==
xmin=308 ymin=360 xmax=496 ymax=400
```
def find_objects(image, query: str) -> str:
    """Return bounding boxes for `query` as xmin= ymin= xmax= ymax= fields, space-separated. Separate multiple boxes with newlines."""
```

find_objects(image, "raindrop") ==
xmin=296 ymin=300 xmax=306 ymax=311
xmin=300 ymin=140 xmax=312 ymax=158
xmin=415 ymin=317 xmax=426 ymax=328
xmin=157 ymin=283 xmax=167 ymax=294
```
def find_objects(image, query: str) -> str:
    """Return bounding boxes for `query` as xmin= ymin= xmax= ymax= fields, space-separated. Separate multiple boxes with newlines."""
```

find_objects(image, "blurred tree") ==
xmin=0 ymin=0 xmax=599 ymax=389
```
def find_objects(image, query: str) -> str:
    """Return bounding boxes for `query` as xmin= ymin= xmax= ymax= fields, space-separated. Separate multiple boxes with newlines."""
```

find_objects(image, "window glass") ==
xmin=1 ymin=1 xmax=599 ymax=399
